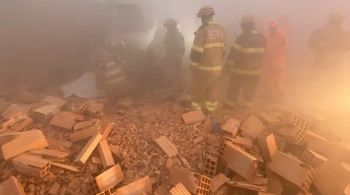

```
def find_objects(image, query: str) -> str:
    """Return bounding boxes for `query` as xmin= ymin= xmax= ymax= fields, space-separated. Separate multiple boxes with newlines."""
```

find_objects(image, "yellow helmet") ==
xmin=163 ymin=18 xmax=178 ymax=28
xmin=197 ymin=5 xmax=215 ymax=18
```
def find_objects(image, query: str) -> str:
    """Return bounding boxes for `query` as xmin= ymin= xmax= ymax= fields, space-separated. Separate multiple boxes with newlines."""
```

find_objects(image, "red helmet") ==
xmin=197 ymin=5 xmax=215 ymax=18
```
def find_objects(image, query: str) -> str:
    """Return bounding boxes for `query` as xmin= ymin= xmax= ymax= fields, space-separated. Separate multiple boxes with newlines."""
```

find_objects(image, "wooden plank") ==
xmin=98 ymin=139 xmax=115 ymax=168
xmin=155 ymin=136 xmax=178 ymax=158
xmin=51 ymin=162 xmax=80 ymax=173
xmin=74 ymin=133 xmax=103 ymax=164
xmin=116 ymin=176 xmax=152 ymax=195
xmin=95 ymin=164 xmax=125 ymax=192
xmin=1 ymin=130 xmax=48 ymax=160
xmin=0 ymin=176 xmax=26 ymax=195
xmin=30 ymin=149 xmax=69 ymax=159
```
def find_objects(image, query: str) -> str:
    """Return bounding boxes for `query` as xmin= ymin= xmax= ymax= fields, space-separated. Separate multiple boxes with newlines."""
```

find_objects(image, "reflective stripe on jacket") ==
xmin=226 ymin=31 xmax=267 ymax=75
xmin=190 ymin=22 xmax=226 ymax=71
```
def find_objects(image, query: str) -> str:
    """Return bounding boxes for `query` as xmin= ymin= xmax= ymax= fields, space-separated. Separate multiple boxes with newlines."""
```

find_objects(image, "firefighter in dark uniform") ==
xmin=190 ymin=5 xmax=226 ymax=112
xmin=225 ymin=16 xmax=267 ymax=108
xmin=163 ymin=18 xmax=185 ymax=98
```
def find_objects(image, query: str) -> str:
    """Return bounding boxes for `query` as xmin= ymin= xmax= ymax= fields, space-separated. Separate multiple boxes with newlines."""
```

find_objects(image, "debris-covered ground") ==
xmin=0 ymin=94 xmax=350 ymax=195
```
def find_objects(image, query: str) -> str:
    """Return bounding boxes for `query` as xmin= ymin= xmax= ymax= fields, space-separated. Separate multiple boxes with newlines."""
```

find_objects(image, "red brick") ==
xmin=222 ymin=118 xmax=240 ymax=136
xmin=31 ymin=104 xmax=58 ymax=122
xmin=0 ymin=176 xmax=25 ymax=195
xmin=313 ymin=160 xmax=350 ymax=195
xmin=98 ymin=139 xmax=115 ymax=168
xmin=155 ymin=136 xmax=178 ymax=158
xmin=115 ymin=176 xmax=152 ymax=195
xmin=182 ymin=110 xmax=206 ymax=125
xmin=74 ymin=133 xmax=103 ymax=164
xmin=301 ymin=149 xmax=328 ymax=168
xmin=95 ymin=164 xmax=125 ymax=192
xmin=269 ymin=151 xmax=314 ymax=192
xmin=277 ymin=125 xmax=306 ymax=145
xmin=203 ymin=153 xmax=218 ymax=177
xmin=257 ymin=131 xmax=277 ymax=162
xmin=12 ymin=153 xmax=51 ymax=177
xmin=222 ymin=142 xmax=258 ymax=181
xmin=170 ymin=183 xmax=191 ymax=195
xmin=196 ymin=175 xmax=211 ymax=195
xmin=210 ymin=173 xmax=229 ymax=192
xmin=42 ymin=96 xmax=66 ymax=109
xmin=1 ymin=130 xmax=48 ymax=160
xmin=170 ymin=168 xmax=198 ymax=193
xmin=240 ymin=115 xmax=266 ymax=140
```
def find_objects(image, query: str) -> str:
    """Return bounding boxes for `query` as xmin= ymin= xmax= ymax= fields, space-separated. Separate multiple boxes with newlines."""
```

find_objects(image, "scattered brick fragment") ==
xmin=155 ymin=136 xmax=178 ymax=158
xmin=0 ymin=176 xmax=26 ymax=195
xmin=95 ymin=164 xmax=125 ymax=192
xmin=240 ymin=115 xmax=266 ymax=140
xmin=182 ymin=110 xmax=206 ymax=125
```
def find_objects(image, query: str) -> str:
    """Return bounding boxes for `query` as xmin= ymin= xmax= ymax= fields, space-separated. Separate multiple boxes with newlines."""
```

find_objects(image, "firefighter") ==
xmin=190 ymin=5 xmax=226 ymax=112
xmin=97 ymin=47 xmax=127 ymax=101
xmin=225 ymin=16 xmax=267 ymax=108
xmin=163 ymin=18 xmax=185 ymax=99
xmin=308 ymin=13 xmax=350 ymax=87
xmin=261 ymin=21 xmax=287 ymax=102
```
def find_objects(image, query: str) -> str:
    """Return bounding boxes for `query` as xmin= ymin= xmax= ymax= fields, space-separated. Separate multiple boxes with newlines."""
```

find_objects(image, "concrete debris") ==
xmin=0 ymin=95 xmax=343 ymax=194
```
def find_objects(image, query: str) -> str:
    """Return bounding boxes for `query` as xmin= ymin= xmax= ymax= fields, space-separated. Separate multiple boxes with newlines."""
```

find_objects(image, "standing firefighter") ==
xmin=308 ymin=13 xmax=350 ymax=87
xmin=226 ymin=16 xmax=267 ymax=108
xmin=190 ymin=5 xmax=226 ymax=112
xmin=163 ymin=18 xmax=185 ymax=98
xmin=262 ymin=21 xmax=287 ymax=102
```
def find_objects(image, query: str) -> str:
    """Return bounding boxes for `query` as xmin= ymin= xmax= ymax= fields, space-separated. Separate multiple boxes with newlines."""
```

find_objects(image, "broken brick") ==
xmin=222 ymin=142 xmax=258 ymax=181
xmin=257 ymin=131 xmax=277 ymax=162
xmin=74 ymin=133 xmax=103 ymax=164
xmin=224 ymin=136 xmax=253 ymax=149
xmin=48 ymin=182 xmax=60 ymax=195
xmin=70 ymin=125 xmax=99 ymax=142
xmin=170 ymin=168 xmax=198 ymax=194
xmin=155 ymin=136 xmax=178 ymax=158
xmin=2 ymin=104 xmax=24 ymax=120
xmin=222 ymin=118 xmax=240 ymax=137
xmin=115 ymin=176 xmax=152 ymax=195
xmin=277 ymin=125 xmax=306 ymax=145
xmin=95 ymin=164 xmax=125 ymax=192
xmin=49 ymin=114 xmax=77 ymax=130
xmin=210 ymin=173 xmax=229 ymax=192
xmin=30 ymin=104 xmax=58 ymax=122
xmin=12 ymin=153 xmax=51 ymax=177
xmin=313 ymin=160 xmax=350 ymax=195
xmin=98 ymin=139 xmax=115 ymax=168
xmin=170 ymin=183 xmax=191 ymax=195
xmin=240 ymin=115 xmax=266 ymax=140
xmin=269 ymin=151 xmax=314 ymax=192
xmin=0 ymin=176 xmax=26 ymax=195
xmin=227 ymin=180 xmax=267 ymax=192
xmin=1 ymin=130 xmax=48 ymax=160
xmin=30 ymin=149 xmax=69 ymax=159
xmin=196 ymin=175 xmax=211 ymax=195
xmin=182 ymin=110 xmax=206 ymax=125
xmin=51 ymin=162 xmax=80 ymax=173
xmin=203 ymin=153 xmax=218 ymax=177
xmin=301 ymin=149 xmax=328 ymax=168
xmin=42 ymin=96 xmax=66 ymax=109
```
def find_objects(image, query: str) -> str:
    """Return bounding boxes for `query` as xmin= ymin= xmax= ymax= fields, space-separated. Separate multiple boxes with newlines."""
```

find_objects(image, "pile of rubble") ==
xmin=0 ymin=95 xmax=349 ymax=195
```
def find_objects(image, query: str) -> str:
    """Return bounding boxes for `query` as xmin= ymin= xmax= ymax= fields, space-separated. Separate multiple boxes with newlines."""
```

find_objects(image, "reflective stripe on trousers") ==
xmin=205 ymin=101 xmax=218 ymax=112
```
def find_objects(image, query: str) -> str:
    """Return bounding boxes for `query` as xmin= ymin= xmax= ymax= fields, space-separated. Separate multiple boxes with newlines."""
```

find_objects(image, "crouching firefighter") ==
xmin=225 ymin=16 xmax=267 ymax=109
xmin=190 ymin=5 xmax=226 ymax=112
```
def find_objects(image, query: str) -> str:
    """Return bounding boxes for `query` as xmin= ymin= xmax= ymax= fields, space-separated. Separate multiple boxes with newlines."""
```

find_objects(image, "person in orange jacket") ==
xmin=261 ymin=21 xmax=287 ymax=102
